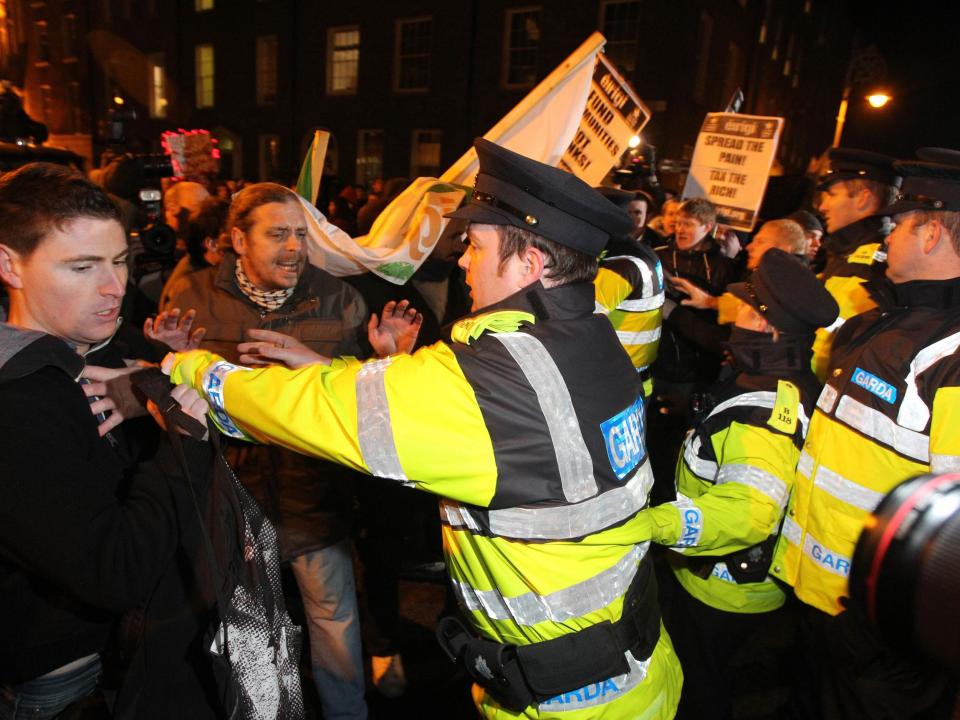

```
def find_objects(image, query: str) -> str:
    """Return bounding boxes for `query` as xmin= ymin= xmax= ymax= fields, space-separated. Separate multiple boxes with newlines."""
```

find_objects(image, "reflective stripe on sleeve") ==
xmin=493 ymin=333 xmax=597 ymax=502
xmin=594 ymin=301 xmax=610 ymax=315
xmin=442 ymin=460 xmax=655 ymax=540
xmin=817 ymin=384 xmax=839 ymax=413
xmin=781 ymin=515 xmax=802 ymax=546
xmin=682 ymin=434 xmax=718 ymax=481
xmin=835 ymin=394 xmax=929 ymax=462
xmin=931 ymin=453 xmax=960 ymax=473
xmin=356 ymin=357 xmax=408 ymax=481
xmin=616 ymin=327 xmax=662 ymax=346
xmin=797 ymin=450 xmax=814 ymax=478
xmin=705 ymin=391 xmax=777 ymax=419
xmin=452 ymin=543 xmax=648 ymax=625
xmin=716 ymin=463 xmax=788 ymax=509
xmin=201 ymin=360 xmax=252 ymax=440
xmin=813 ymin=463 xmax=884 ymax=513
xmin=618 ymin=292 xmax=665 ymax=312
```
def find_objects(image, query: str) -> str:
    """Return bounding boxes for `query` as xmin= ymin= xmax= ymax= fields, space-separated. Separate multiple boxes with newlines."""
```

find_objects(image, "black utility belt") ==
xmin=436 ymin=557 xmax=660 ymax=712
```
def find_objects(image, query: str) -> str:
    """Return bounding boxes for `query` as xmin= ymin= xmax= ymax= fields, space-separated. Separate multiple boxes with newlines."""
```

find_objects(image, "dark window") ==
xmin=600 ymin=1 xmax=641 ymax=73
xmin=395 ymin=17 xmax=431 ymax=91
xmin=503 ymin=7 xmax=540 ymax=88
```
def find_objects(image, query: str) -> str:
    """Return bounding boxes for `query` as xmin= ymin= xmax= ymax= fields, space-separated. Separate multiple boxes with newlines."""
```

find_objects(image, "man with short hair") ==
xmin=166 ymin=139 xmax=682 ymax=719
xmin=628 ymin=190 xmax=655 ymax=242
xmin=812 ymin=148 xmax=901 ymax=380
xmin=775 ymin=156 xmax=960 ymax=718
xmin=0 ymin=163 xmax=216 ymax=717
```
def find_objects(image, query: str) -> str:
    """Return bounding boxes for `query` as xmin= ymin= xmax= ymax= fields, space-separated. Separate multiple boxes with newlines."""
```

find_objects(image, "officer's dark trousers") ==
xmin=661 ymin=573 xmax=795 ymax=720
xmin=789 ymin=605 xmax=956 ymax=720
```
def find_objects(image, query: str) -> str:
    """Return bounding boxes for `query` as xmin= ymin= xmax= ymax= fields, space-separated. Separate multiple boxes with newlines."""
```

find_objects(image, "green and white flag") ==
xmin=295 ymin=130 xmax=329 ymax=205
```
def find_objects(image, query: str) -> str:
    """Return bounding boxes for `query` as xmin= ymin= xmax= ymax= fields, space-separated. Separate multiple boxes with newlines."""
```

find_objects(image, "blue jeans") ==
xmin=0 ymin=655 xmax=101 ymax=720
xmin=291 ymin=540 xmax=367 ymax=720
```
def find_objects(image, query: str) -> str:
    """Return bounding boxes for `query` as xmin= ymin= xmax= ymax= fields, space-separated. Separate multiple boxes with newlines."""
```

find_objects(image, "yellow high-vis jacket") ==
xmin=169 ymin=283 xmax=682 ymax=720
xmin=811 ymin=216 xmax=889 ymax=381
xmin=773 ymin=277 xmax=960 ymax=615
xmin=593 ymin=245 xmax=664 ymax=396
xmin=640 ymin=338 xmax=819 ymax=614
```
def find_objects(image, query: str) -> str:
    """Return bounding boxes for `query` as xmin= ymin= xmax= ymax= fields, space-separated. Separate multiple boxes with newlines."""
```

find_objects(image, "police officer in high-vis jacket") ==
xmin=774 ymin=157 xmax=960 ymax=718
xmin=593 ymin=187 xmax=665 ymax=397
xmin=165 ymin=139 xmax=683 ymax=719
xmin=812 ymin=148 xmax=901 ymax=381
xmin=639 ymin=249 xmax=838 ymax=718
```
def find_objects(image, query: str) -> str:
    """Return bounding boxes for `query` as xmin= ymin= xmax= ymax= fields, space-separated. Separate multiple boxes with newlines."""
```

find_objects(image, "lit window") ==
xmin=195 ymin=0 xmax=214 ymax=11
xmin=599 ymin=1 xmax=641 ymax=73
xmin=195 ymin=44 xmax=214 ymax=108
xmin=327 ymin=27 xmax=359 ymax=95
xmin=503 ymin=7 xmax=540 ymax=88
xmin=410 ymin=129 xmax=441 ymax=178
xmin=356 ymin=129 xmax=384 ymax=186
xmin=256 ymin=35 xmax=278 ymax=105
xmin=394 ymin=17 xmax=431 ymax=92
xmin=149 ymin=52 xmax=167 ymax=118
xmin=34 ymin=21 xmax=49 ymax=64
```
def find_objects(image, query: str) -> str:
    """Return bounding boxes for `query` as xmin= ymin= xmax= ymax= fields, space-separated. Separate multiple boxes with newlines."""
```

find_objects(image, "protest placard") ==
xmin=559 ymin=52 xmax=651 ymax=186
xmin=682 ymin=113 xmax=783 ymax=231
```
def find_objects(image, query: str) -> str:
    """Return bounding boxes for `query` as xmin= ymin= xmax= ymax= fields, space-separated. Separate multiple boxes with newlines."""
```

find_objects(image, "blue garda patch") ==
xmin=601 ymin=394 xmax=646 ymax=480
xmin=851 ymin=367 xmax=897 ymax=404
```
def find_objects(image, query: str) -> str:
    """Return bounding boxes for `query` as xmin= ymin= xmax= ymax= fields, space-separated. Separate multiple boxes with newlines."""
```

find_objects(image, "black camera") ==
xmin=850 ymin=473 xmax=960 ymax=672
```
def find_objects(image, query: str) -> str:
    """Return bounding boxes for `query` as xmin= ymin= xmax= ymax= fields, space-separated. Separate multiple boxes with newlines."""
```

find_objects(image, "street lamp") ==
xmin=832 ymin=43 xmax=888 ymax=147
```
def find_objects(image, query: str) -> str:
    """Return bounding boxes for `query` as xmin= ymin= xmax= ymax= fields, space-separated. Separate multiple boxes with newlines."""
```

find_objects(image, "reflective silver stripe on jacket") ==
xmin=834 ymin=394 xmax=929 ymax=462
xmin=706 ymin=391 xmax=776 ymax=419
xmin=682 ymin=434 xmax=718 ymax=481
xmin=716 ymin=463 xmax=788 ymax=509
xmin=537 ymin=649 xmax=652 ymax=712
xmin=452 ymin=543 xmax=647 ymax=625
xmin=608 ymin=254 xmax=657 ymax=297
xmin=355 ymin=357 xmax=408 ymax=481
xmin=797 ymin=450 xmax=814 ymax=478
xmin=781 ymin=515 xmax=802 ymax=546
xmin=817 ymin=384 xmax=838 ymax=414
xmin=619 ymin=292 xmax=665 ymax=312
xmin=616 ymin=328 xmax=662 ymax=346
xmin=594 ymin=301 xmax=610 ymax=315
xmin=931 ymin=453 xmax=960 ymax=473
xmin=812 ymin=463 xmax=883 ymax=513
xmin=493 ymin=332 xmax=597 ymax=502
xmin=823 ymin=316 xmax=846 ymax=334
xmin=897 ymin=329 xmax=960 ymax=431
xmin=441 ymin=460 xmax=655 ymax=540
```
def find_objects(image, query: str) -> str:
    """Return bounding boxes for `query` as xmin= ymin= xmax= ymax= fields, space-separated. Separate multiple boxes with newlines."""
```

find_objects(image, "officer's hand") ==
xmin=238 ymin=328 xmax=330 ymax=368
xmin=143 ymin=308 xmax=207 ymax=351
xmin=147 ymin=384 xmax=210 ymax=440
xmin=368 ymin=300 xmax=423 ymax=357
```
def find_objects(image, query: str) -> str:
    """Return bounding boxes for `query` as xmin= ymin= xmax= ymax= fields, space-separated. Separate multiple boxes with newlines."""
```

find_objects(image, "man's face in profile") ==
xmin=10 ymin=217 xmax=128 ymax=353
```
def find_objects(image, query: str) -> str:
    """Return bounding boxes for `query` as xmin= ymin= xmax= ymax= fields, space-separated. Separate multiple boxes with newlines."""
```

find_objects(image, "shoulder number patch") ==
xmin=768 ymin=380 xmax=800 ymax=433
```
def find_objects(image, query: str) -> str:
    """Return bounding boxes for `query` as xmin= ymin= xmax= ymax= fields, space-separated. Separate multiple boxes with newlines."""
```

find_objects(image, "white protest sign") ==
xmin=682 ymin=113 xmax=783 ymax=231
xmin=559 ymin=52 xmax=651 ymax=186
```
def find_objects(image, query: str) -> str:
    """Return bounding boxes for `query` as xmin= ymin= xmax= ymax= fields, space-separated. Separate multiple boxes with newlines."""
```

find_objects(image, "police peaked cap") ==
xmin=817 ymin=148 xmax=901 ymax=190
xmin=446 ymin=138 xmax=633 ymax=257
xmin=728 ymin=248 xmax=839 ymax=335
xmin=594 ymin=186 xmax=636 ymax=208
xmin=880 ymin=155 xmax=960 ymax=215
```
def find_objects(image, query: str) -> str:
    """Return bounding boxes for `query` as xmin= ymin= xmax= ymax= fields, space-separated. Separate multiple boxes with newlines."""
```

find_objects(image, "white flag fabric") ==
xmin=303 ymin=33 xmax=605 ymax=284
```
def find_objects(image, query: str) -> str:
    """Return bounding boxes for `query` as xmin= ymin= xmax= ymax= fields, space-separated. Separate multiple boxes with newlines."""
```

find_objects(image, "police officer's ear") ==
xmin=231 ymin=226 xmax=247 ymax=256
xmin=517 ymin=245 xmax=546 ymax=286
xmin=921 ymin=218 xmax=947 ymax=257
xmin=0 ymin=243 xmax=24 ymax=290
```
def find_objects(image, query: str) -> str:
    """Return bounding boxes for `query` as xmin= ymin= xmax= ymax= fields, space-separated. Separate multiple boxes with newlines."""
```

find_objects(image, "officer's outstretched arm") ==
xmin=642 ymin=421 xmax=795 ymax=555
xmin=165 ymin=345 xmax=498 ymax=507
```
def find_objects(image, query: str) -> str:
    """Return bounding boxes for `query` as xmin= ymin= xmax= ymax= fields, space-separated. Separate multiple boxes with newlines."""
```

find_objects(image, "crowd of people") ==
xmin=1 ymin=135 xmax=958 ymax=720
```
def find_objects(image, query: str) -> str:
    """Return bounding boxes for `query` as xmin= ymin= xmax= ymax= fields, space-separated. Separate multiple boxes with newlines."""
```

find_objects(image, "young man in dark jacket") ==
xmin=0 ymin=163 xmax=216 ymax=718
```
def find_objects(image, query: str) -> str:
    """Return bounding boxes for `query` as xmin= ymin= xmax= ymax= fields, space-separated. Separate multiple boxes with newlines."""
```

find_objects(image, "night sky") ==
xmin=842 ymin=2 xmax=960 ymax=158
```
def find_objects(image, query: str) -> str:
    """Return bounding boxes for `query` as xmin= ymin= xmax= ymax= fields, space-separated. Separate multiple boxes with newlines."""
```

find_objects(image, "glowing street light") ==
xmin=867 ymin=92 xmax=891 ymax=108
xmin=627 ymin=134 xmax=642 ymax=149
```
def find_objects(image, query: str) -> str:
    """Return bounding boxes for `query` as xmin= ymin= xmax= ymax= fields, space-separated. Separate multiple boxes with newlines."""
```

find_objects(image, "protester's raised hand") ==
xmin=238 ymin=328 xmax=330 ymax=368
xmin=670 ymin=277 xmax=718 ymax=310
xmin=143 ymin=308 xmax=207 ymax=351
xmin=368 ymin=300 xmax=423 ymax=357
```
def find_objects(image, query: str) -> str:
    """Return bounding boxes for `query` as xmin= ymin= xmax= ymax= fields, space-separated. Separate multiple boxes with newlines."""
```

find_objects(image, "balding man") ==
xmin=163 ymin=181 xmax=210 ymax=242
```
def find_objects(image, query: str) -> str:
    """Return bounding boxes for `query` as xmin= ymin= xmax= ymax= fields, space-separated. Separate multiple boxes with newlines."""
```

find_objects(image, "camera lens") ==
xmin=850 ymin=473 xmax=960 ymax=672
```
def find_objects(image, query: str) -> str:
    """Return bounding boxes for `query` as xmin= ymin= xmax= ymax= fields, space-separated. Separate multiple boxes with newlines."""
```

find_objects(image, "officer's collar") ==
xmin=443 ymin=281 xmax=594 ymax=338
xmin=825 ymin=215 xmax=888 ymax=255
xmin=892 ymin=276 xmax=960 ymax=309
